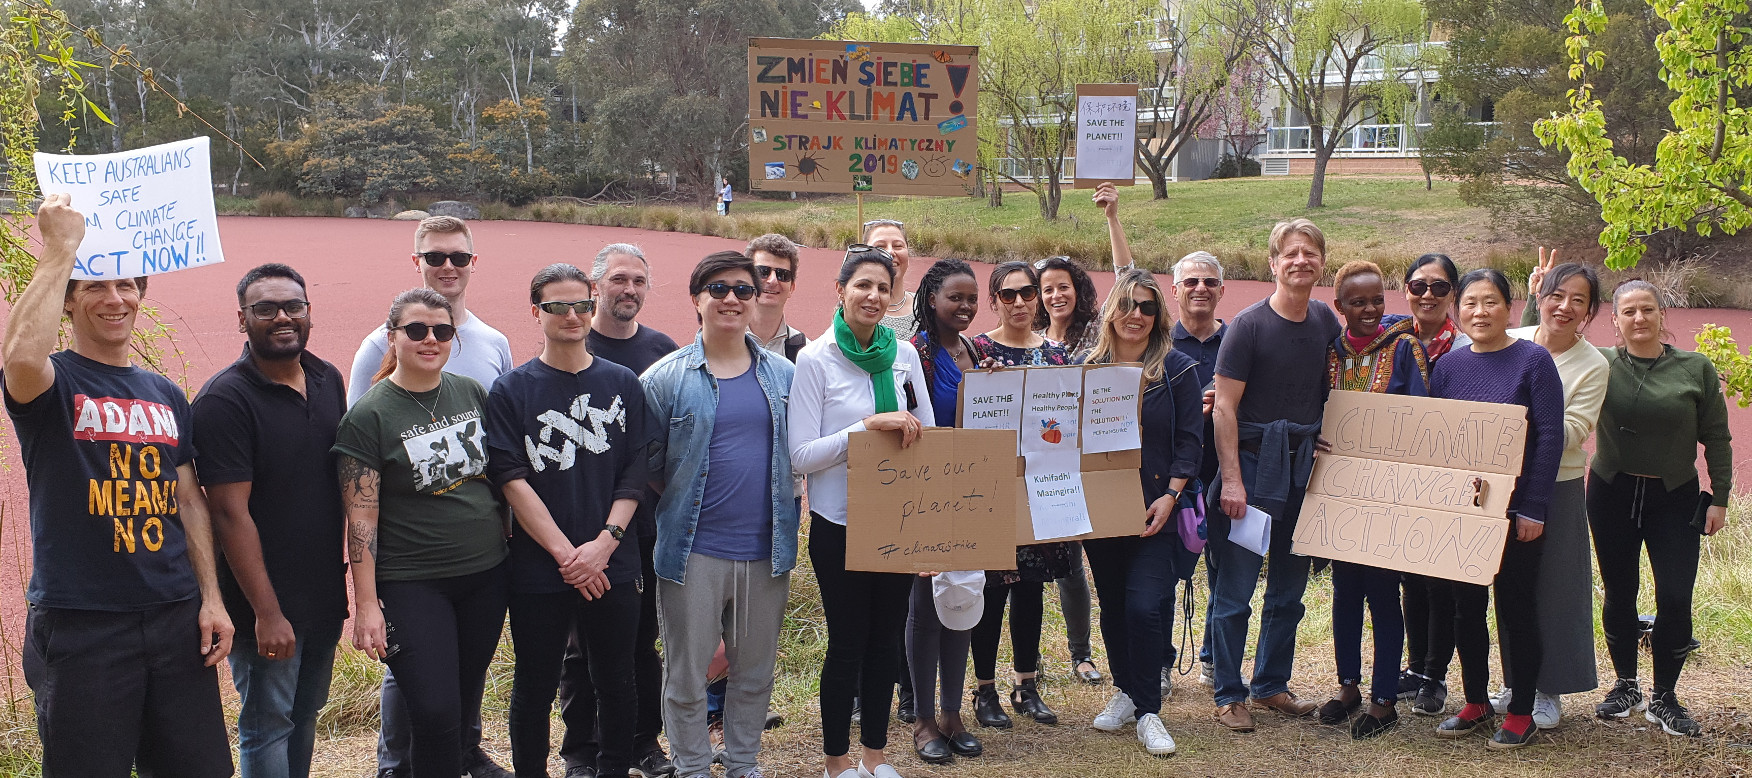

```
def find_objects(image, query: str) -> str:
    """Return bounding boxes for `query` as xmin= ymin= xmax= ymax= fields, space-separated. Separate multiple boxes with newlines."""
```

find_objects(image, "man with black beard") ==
xmin=193 ymin=263 xmax=349 ymax=777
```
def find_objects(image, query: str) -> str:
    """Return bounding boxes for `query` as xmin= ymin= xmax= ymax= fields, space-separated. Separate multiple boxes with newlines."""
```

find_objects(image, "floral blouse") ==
xmin=969 ymin=333 xmax=1076 ymax=585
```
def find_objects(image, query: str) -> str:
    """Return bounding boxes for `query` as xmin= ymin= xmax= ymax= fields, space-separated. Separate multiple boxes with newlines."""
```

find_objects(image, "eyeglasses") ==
xmin=245 ymin=299 xmax=310 ymax=320
xmin=1178 ymin=277 xmax=1221 ymax=289
xmin=1122 ymin=298 xmax=1162 ymax=318
xmin=392 ymin=322 xmax=457 ymax=342
xmin=862 ymin=219 xmax=905 ymax=230
xmin=995 ymin=285 xmax=1040 ymax=304
xmin=1407 ymin=279 xmax=1453 ymax=297
xmin=538 ymin=299 xmax=597 ymax=315
xmin=418 ymin=251 xmax=476 ymax=268
xmin=754 ymin=265 xmax=795 ymax=283
xmin=703 ymin=282 xmax=758 ymax=300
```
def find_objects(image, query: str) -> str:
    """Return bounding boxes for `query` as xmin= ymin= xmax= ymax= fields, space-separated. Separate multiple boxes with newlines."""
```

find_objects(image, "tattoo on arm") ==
xmin=339 ymin=456 xmax=381 ymax=564
xmin=348 ymin=518 xmax=379 ymax=564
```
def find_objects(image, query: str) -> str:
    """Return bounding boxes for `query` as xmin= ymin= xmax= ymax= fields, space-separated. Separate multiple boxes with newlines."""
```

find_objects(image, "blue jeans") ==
xmin=230 ymin=619 xmax=344 ymax=778
xmin=1208 ymin=454 xmax=1312 ymax=707
xmin=1330 ymin=561 xmax=1405 ymax=706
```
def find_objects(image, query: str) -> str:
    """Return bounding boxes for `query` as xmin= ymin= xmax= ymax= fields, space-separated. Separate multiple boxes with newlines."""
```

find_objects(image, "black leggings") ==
xmin=378 ymin=562 xmax=510 ymax=778
xmin=1453 ymin=536 xmax=1542 ymax=716
xmin=509 ymin=585 xmax=639 ymax=777
xmin=1588 ymin=472 xmax=1701 ymax=692
xmin=810 ymin=514 xmax=912 ymax=756
xmin=971 ymin=581 xmax=1044 ymax=681
xmin=1403 ymin=574 xmax=1456 ymax=681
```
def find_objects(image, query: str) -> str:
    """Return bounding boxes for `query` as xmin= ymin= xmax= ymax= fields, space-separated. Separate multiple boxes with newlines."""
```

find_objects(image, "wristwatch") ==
xmin=1164 ymin=487 xmax=1182 ymax=503
xmin=602 ymin=524 xmax=626 ymax=541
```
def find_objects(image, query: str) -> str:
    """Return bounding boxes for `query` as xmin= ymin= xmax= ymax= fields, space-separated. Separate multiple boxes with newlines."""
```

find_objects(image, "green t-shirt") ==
xmin=333 ymin=372 xmax=507 ymax=581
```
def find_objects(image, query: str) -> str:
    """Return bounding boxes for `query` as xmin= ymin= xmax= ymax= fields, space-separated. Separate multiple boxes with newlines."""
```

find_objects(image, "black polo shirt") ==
xmin=192 ymin=347 xmax=349 ymax=628
xmin=1172 ymin=320 xmax=1226 ymax=484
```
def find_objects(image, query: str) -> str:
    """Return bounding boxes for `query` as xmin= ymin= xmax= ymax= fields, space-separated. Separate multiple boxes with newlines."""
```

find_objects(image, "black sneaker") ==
xmin=632 ymin=750 xmax=677 ymax=778
xmin=1412 ymin=679 xmax=1448 ymax=716
xmin=1595 ymin=678 xmax=1646 ymax=719
xmin=1396 ymin=670 xmax=1425 ymax=701
xmin=564 ymin=767 xmax=597 ymax=778
xmin=1645 ymin=691 xmax=1702 ymax=737
xmin=463 ymin=749 xmax=513 ymax=778
xmin=1486 ymin=722 xmax=1539 ymax=750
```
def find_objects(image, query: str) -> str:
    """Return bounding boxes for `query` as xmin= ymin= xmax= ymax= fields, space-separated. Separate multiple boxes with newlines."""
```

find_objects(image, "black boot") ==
xmin=972 ymin=685 xmax=1013 ymax=729
xmin=897 ymin=685 xmax=917 ymax=724
xmin=1010 ymin=678 xmax=1058 ymax=725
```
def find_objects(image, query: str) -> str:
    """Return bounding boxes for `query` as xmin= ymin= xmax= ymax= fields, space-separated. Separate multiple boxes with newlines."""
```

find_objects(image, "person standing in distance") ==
xmin=719 ymin=178 xmax=734 ymax=216
xmin=2 ymin=194 xmax=234 ymax=777
xmin=350 ymin=216 xmax=514 ymax=778
xmin=1207 ymin=219 xmax=1342 ymax=733
xmin=561 ymin=242 xmax=681 ymax=778
xmin=195 ymin=264 xmax=348 ymax=778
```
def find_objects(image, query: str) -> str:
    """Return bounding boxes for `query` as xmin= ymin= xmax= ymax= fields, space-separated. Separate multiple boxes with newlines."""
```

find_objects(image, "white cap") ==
xmin=932 ymin=570 xmax=986 ymax=631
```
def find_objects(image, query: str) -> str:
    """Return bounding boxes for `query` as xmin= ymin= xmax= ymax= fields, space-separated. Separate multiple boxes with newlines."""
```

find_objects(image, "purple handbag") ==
xmin=1176 ymin=487 xmax=1208 ymax=554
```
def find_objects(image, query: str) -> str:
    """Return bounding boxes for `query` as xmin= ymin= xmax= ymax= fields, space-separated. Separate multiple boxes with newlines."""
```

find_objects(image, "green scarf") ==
xmin=833 ymin=307 xmax=899 ymax=413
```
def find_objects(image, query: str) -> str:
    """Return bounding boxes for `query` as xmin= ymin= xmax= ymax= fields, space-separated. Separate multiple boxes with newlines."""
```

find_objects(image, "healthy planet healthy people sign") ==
xmin=33 ymin=136 xmax=225 ymax=280
xmin=748 ymin=38 xmax=979 ymax=196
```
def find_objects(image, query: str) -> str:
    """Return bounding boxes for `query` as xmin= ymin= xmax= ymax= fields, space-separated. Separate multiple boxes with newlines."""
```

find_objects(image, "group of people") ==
xmin=1 ymin=186 xmax=1731 ymax=778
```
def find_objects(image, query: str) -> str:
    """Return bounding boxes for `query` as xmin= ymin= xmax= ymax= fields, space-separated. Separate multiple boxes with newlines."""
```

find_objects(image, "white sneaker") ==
xmin=1160 ymin=667 xmax=1175 ymax=700
xmin=857 ymin=763 xmax=902 ymax=778
xmin=1136 ymin=713 xmax=1176 ymax=756
xmin=1199 ymin=661 xmax=1215 ymax=687
xmin=1093 ymin=689 xmax=1137 ymax=731
xmin=1532 ymin=691 xmax=1562 ymax=730
xmin=1489 ymin=686 xmax=1514 ymax=715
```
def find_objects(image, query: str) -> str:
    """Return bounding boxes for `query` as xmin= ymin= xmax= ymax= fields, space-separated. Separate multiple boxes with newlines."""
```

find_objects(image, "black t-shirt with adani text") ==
xmin=2 ymin=350 xmax=199 ymax=611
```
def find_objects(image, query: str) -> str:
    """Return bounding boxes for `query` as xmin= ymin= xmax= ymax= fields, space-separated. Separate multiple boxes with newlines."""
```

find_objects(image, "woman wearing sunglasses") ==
xmin=967 ymin=261 xmax=1076 ymax=729
xmin=1081 ymin=269 xmax=1203 ymax=757
xmin=864 ymin=219 xmax=921 ymax=339
xmin=790 ymin=245 xmax=934 ymax=778
xmin=334 ymin=289 xmax=509 ymax=777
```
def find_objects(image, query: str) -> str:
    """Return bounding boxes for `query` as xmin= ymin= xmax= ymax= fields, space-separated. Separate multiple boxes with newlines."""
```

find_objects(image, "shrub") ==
xmin=254 ymin=191 xmax=296 ymax=217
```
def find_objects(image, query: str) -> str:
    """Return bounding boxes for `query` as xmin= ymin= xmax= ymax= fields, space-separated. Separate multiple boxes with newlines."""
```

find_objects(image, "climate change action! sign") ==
xmin=34 ymin=136 xmax=225 ymax=280
xmin=748 ymin=38 xmax=979 ymax=196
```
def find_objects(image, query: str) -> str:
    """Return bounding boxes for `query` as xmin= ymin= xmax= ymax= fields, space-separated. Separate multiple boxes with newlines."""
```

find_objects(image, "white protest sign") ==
xmin=1080 ymin=365 xmax=1143 ymax=454
xmin=1023 ymin=449 xmax=1093 ymax=540
xmin=33 ymin=136 xmax=225 ymax=280
xmin=960 ymin=369 xmax=1026 ymax=440
xmin=1073 ymin=84 xmax=1137 ymax=187
xmin=1018 ymin=366 xmax=1082 ymax=455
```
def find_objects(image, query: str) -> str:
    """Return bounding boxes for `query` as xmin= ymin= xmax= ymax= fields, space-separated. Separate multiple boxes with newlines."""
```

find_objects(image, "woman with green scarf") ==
xmin=790 ymin=245 xmax=936 ymax=778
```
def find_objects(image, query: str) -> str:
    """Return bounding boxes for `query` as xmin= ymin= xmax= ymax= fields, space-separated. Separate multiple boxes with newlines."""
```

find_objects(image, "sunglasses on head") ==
xmin=419 ymin=251 xmax=476 ymax=268
xmin=1407 ymin=279 xmax=1453 ymax=297
xmin=393 ymin=322 xmax=457 ymax=342
xmin=1178 ymin=277 xmax=1221 ymax=289
xmin=862 ymin=219 xmax=905 ymax=230
xmin=844 ymin=243 xmax=893 ymax=260
xmin=703 ymin=282 xmax=758 ymax=300
xmin=538 ymin=299 xmax=597 ymax=316
xmin=245 ymin=299 xmax=310 ymax=320
xmin=996 ymin=285 xmax=1040 ymax=304
xmin=754 ymin=265 xmax=795 ymax=283
xmin=1123 ymin=298 xmax=1162 ymax=318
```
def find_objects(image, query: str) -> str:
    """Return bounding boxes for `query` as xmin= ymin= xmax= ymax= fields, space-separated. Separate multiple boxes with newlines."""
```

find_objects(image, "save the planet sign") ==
xmin=747 ymin=38 xmax=979 ymax=196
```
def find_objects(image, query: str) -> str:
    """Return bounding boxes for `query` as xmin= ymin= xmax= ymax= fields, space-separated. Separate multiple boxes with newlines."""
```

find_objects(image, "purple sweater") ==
xmin=1429 ymin=339 xmax=1565 ymax=523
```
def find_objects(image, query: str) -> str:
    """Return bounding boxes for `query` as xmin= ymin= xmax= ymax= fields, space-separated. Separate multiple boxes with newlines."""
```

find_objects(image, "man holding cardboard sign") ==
xmin=1207 ymin=219 xmax=1342 ymax=732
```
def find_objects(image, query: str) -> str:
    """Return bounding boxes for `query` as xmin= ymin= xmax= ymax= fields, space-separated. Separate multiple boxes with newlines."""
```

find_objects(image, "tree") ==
xmin=1536 ymin=0 xmax=1752 ymax=269
xmin=1134 ymin=0 xmax=1264 ymax=198
xmin=1239 ymin=0 xmax=1430 ymax=208
xmin=270 ymin=84 xmax=445 ymax=204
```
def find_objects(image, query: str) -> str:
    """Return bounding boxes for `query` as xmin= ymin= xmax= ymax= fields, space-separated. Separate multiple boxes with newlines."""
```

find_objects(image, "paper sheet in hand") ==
xmin=1023 ymin=449 xmax=1092 ymax=540
xmin=1230 ymin=505 xmax=1272 ymax=557
xmin=33 ymin=137 xmax=225 ymax=280
xmin=1080 ymin=365 xmax=1143 ymax=454
xmin=1019 ymin=367 xmax=1082 ymax=455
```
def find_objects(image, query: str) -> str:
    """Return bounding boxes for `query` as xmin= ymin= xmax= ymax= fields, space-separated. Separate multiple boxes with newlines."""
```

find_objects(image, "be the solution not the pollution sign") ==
xmin=34 ymin=136 xmax=225 ymax=280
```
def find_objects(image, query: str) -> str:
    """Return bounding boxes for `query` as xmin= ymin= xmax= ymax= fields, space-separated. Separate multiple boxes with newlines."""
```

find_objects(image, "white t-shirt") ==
xmin=787 ymin=334 xmax=934 ymax=525
xmin=346 ymin=312 xmax=515 ymax=406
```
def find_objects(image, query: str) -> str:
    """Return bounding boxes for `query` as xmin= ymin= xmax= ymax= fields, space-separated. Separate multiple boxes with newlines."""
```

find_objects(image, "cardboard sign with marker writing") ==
xmin=845 ymin=428 xmax=1018 ymax=573
xmin=1295 ymin=390 xmax=1527 ymax=582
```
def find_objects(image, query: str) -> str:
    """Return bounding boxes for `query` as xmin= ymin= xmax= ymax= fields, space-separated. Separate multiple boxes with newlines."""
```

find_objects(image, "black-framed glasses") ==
xmin=1407 ymin=279 xmax=1453 ymax=297
xmin=703 ymin=282 xmax=758 ymax=300
xmin=1122 ymin=298 xmax=1162 ymax=318
xmin=996 ymin=285 xmax=1040 ymax=303
xmin=1178 ymin=277 xmax=1221 ymax=289
xmin=754 ymin=265 xmax=795 ymax=283
xmin=419 ymin=251 xmax=476 ymax=267
xmin=245 ymin=299 xmax=310 ymax=320
xmin=392 ymin=322 xmax=457 ymax=342
xmin=538 ymin=299 xmax=597 ymax=316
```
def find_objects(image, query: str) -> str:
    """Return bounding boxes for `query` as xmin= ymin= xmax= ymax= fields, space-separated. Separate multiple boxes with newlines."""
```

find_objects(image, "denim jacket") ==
xmin=640 ymin=332 xmax=798 ymax=584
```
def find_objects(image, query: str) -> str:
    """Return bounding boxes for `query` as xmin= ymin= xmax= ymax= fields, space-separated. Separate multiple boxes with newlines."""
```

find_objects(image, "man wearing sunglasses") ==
xmin=486 ymin=263 xmax=658 ymax=778
xmin=350 ymin=215 xmax=515 ymax=778
xmin=1168 ymin=251 xmax=1228 ymax=689
xmin=192 ymin=263 xmax=349 ymax=778
xmin=746 ymin=234 xmax=808 ymax=362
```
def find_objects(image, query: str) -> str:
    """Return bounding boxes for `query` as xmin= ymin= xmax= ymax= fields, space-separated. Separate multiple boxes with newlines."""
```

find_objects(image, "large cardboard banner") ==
xmin=845 ymin=428 xmax=1019 ymax=573
xmin=1294 ymin=390 xmax=1527 ymax=583
xmin=1073 ymin=84 xmax=1137 ymax=188
xmin=747 ymin=38 xmax=979 ymax=196
xmin=33 ymin=136 xmax=225 ymax=280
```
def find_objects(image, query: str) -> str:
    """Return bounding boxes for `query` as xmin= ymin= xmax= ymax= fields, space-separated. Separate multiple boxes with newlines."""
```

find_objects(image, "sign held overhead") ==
xmin=1073 ymin=83 xmax=1137 ymax=189
xmin=34 ymin=136 xmax=226 ymax=280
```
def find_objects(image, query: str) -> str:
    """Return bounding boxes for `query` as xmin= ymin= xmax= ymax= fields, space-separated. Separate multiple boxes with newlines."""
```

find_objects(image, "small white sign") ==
xmin=1018 ymin=366 xmax=1082 ymax=456
xmin=1075 ymin=92 xmax=1136 ymax=181
xmin=1080 ymin=365 xmax=1143 ymax=454
xmin=960 ymin=369 xmax=1027 ymax=444
xmin=34 ymin=136 xmax=225 ymax=280
xmin=1024 ymin=449 xmax=1093 ymax=540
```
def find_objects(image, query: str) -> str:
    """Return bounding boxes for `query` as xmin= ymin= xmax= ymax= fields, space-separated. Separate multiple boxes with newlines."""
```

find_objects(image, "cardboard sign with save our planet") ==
xmin=845 ymin=428 xmax=1019 ymax=573
xmin=1293 ymin=390 xmax=1526 ymax=585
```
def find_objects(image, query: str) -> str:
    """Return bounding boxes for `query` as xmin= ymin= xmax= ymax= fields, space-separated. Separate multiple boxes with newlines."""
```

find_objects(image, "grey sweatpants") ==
xmin=657 ymin=554 xmax=790 ymax=778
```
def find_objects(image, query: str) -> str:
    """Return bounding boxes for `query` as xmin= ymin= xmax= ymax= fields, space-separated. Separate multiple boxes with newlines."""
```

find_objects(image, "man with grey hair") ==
xmin=746 ymin=233 xmax=808 ymax=361
xmin=566 ymin=241 xmax=679 ymax=778
xmin=1170 ymin=251 xmax=1228 ymax=690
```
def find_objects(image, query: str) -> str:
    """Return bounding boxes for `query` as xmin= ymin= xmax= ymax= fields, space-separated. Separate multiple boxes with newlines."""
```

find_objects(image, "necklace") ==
xmin=395 ymin=379 xmax=444 ymax=423
xmin=887 ymin=291 xmax=911 ymax=313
